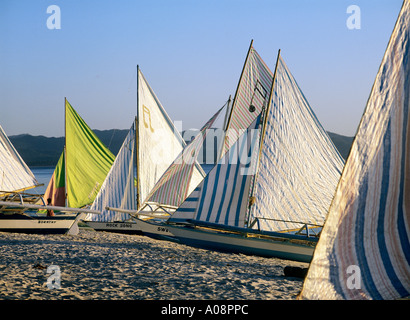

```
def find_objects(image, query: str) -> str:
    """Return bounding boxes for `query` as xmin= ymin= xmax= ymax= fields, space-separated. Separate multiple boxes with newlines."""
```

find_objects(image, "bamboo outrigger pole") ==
xmin=0 ymin=201 xmax=102 ymax=215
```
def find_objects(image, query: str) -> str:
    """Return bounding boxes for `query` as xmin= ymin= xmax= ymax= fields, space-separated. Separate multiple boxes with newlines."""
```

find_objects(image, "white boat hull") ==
xmin=166 ymin=224 xmax=316 ymax=263
xmin=85 ymin=219 xmax=178 ymax=241
xmin=84 ymin=220 xmax=144 ymax=235
xmin=0 ymin=213 xmax=79 ymax=234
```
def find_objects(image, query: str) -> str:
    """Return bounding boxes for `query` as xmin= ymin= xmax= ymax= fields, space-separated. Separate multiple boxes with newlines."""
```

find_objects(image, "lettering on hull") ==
xmin=105 ymin=223 xmax=133 ymax=228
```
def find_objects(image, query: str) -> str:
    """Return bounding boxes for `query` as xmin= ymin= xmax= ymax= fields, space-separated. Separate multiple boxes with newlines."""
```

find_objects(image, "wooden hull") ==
xmin=166 ymin=224 xmax=316 ymax=263
xmin=0 ymin=213 xmax=79 ymax=234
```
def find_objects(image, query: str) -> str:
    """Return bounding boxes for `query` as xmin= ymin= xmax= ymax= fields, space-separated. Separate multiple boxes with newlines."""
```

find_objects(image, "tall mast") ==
xmin=216 ymin=95 xmax=231 ymax=160
xmin=135 ymin=65 xmax=141 ymax=210
xmin=246 ymin=49 xmax=281 ymax=225
xmin=222 ymin=95 xmax=232 ymax=131
xmin=257 ymin=49 xmax=281 ymax=159
xmin=64 ymin=97 xmax=68 ymax=207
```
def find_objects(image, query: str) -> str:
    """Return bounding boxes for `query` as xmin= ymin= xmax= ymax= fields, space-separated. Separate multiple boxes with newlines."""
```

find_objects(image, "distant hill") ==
xmin=10 ymin=129 xmax=128 ymax=167
xmin=9 ymin=129 xmax=353 ymax=167
xmin=327 ymin=132 xmax=354 ymax=160
xmin=9 ymin=134 xmax=65 ymax=167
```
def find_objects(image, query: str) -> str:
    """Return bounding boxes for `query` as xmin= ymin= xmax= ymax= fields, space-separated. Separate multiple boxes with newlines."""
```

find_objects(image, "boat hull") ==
xmin=0 ymin=213 xmax=79 ymax=234
xmin=166 ymin=224 xmax=316 ymax=263
xmin=85 ymin=219 xmax=178 ymax=242
xmin=136 ymin=219 xmax=178 ymax=242
xmin=84 ymin=221 xmax=144 ymax=235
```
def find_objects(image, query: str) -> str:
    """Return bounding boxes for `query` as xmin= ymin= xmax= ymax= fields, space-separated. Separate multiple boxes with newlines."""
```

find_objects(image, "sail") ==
xmin=248 ymin=55 xmax=345 ymax=232
xmin=300 ymin=1 xmax=410 ymax=300
xmin=43 ymin=150 xmax=65 ymax=206
xmin=87 ymin=121 xmax=137 ymax=222
xmin=65 ymin=99 xmax=116 ymax=208
xmin=222 ymin=42 xmax=272 ymax=155
xmin=170 ymin=116 xmax=261 ymax=227
xmin=146 ymin=105 xmax=225 ymax=207
xmin=0 ymin=125 xmax=38 ymax=193
xmin=170 ymin=49 xmax=343 ymax=232
xmin=137 ymin=68 xmax=202 ymax=206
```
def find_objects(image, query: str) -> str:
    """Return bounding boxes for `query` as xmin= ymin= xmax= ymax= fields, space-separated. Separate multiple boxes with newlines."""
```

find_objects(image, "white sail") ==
xmin=88 ymin=67 xmax=207 ymax=225
xmin=300 ymin=1 xmax=410 ymax=300
xmin=0 ymin=125 xmax=39 ymax=193
xmin=86 ymin=121 xmax=137 ymax=222
xmin=248 ymin=56 xmax=345 ymax=232
xmin=137 ymin=68 xmax=199 ymax=206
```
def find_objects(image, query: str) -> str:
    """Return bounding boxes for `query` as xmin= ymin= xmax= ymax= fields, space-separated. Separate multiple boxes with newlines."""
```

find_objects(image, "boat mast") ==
xmin=257 ymin=49 xmax=281 ymax=159
xmin=222 ymin=95 xmax=232 ymax=132
xmin=64 ymin=97 xmax=68 ymax=207
xmin=246 ymin=49 xmax=281 ymax=226
xmin=216 ymin=95 xmax=231 ymax=161
xmin=135 ymin=65 xmax=141 ymax=210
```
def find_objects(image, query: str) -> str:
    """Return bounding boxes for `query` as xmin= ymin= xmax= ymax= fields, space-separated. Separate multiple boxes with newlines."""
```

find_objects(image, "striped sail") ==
xmin=300 ymin=1 xmax=410 ymax=300
xmin=87 ymin=121 xmax=136 ymax=222
xmin=170 ymin=48 xmax=343 ymax=233
xmin=170 ymin=116 xmax=261 ymax=227
xmin=146 ymin=105 xmax=225 ymax=207
xmin=249 ymin=56 xmax=345 ymax=232
xmin=222 ymin=42 xmax=273 ymax=155
xmin=0 ymin=125 xmax=38 ymax=193
xmin=137 ymin=68 xmax=204 ymax=206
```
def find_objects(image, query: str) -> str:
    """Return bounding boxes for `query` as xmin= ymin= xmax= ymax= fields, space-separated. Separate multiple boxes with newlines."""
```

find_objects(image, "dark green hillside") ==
xmin=9 ymin=134 xmax=64 ymax=167
xmin=9 ymin=129 xmax=353 ymax=167
xmin=327 ymin=132 xmax=354 ymax=160
xmin=10 ymin=129 xmax=128 ymax=167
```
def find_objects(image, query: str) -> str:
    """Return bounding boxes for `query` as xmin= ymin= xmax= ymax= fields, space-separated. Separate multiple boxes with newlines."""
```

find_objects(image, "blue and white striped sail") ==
xmin=169 ymin=116 xmax=261 ymax=227
xmin=300 ymin=1 xmax=410 ymax=300
xmin=170 ymin=49 xmax=344 ymax=233
xmin=86 ymin=121 xmax=136 ymax=222
xmin=248 ymin=56 xmax=345 ymax=232
xmin=0 ymin=125 xmax=39 ymax=193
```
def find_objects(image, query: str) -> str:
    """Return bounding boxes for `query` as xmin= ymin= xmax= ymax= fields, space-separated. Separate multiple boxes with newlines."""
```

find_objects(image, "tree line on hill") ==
xmin=9 ymin=129 xmax=353 ymax=167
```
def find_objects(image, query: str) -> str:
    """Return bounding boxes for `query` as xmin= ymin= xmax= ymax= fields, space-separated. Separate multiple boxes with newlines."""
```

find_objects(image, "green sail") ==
xmin=54 ymin=150 xmax=65 ymax=189
xmin=65 ymin=99 xmax=115 ymax=208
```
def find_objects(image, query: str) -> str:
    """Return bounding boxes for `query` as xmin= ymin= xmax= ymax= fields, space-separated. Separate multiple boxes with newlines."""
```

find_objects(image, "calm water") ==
xmin=30 ymin=164 xmax=215 ymax=196
xmin=30 ymin=167 xmax=54 ymax=195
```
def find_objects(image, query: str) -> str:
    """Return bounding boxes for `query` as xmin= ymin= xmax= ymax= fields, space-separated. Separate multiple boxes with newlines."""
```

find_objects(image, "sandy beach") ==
xmin=0 ymin=227 xmax=308 ymax=300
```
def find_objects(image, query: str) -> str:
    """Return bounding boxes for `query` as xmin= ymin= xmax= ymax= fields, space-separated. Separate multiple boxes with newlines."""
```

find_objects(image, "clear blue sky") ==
xmin=0 ymin=0 xmax=404 ymax=137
